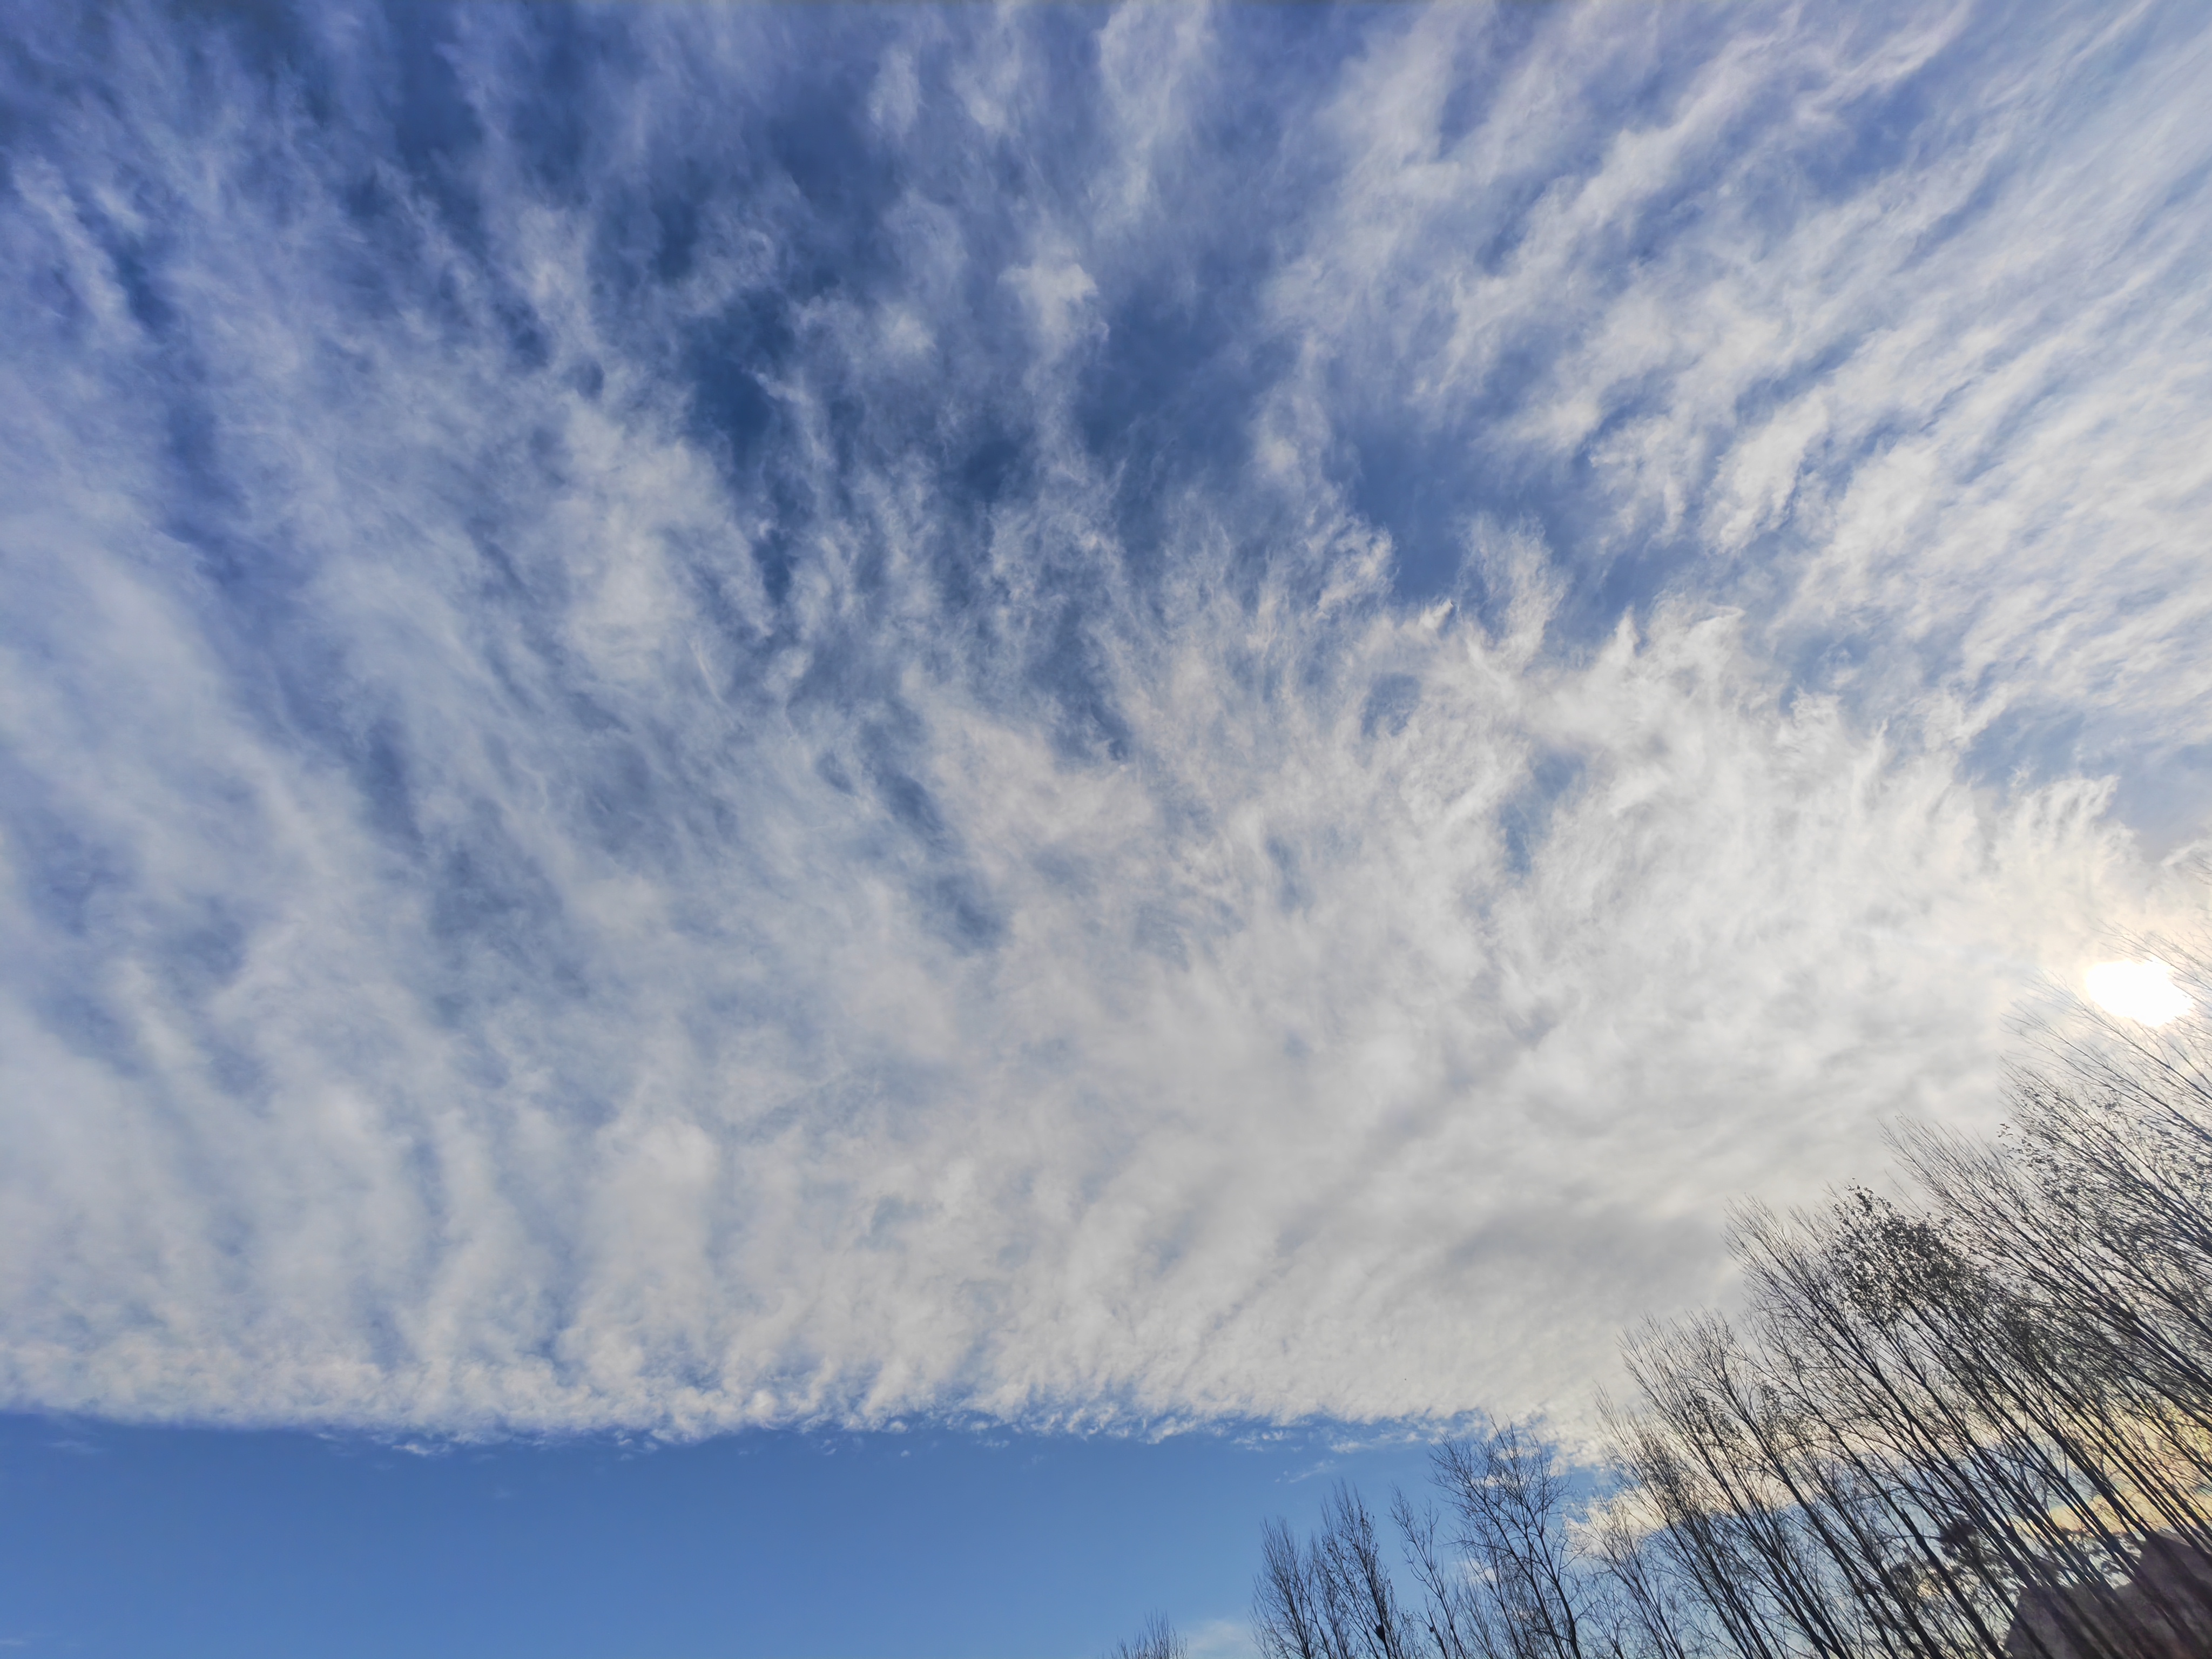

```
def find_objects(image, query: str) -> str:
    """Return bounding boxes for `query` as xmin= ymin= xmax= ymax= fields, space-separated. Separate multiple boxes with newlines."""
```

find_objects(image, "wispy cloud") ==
xmin=1188 ymin=1616 xmax=1260 ymax=1659
xmin=0 ymin=0 xmax=2206 ymax=1437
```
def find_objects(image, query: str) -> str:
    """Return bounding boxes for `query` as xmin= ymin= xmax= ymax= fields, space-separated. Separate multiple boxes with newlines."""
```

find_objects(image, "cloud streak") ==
xmin=1 ymin=0 xmax=2207 ymax=1435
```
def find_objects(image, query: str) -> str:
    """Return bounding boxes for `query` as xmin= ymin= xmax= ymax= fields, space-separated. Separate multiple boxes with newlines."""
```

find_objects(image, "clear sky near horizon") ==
xmin=3 ymin=0 xmax=2210 ymax=1653
xmin=0 ymin=1411 xmax=1453 ymax=1658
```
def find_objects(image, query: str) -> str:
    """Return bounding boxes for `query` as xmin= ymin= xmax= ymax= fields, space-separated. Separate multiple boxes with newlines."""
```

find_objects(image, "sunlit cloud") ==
xmin=2085 ymin=961 xmax=2194 ymax=1028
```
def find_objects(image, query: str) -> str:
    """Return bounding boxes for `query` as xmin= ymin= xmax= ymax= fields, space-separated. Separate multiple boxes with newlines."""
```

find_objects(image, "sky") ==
xmin=0 ymin=1411 xmax=1448 ymax=1658
xmin=2 ymin=0 xmax=2210 ymax=1651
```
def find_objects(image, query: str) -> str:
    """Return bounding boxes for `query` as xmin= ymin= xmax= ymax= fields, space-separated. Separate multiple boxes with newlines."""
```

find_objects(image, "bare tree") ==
xmin=1258 ymin=1515 xmax=1332 ymax=1659
xmin=1433 ymin=1426 xmax=1604 ymax=1659
xmin=1255 ymin=1483 xmax=1420 ymax=1659
xmin=1255 ymin=1431 xmax=1649 ymax=1659
xmin=1109 ymin=1613 xmax=1189 ymax=1659
xmin=1240 ymin=941 xmax=2212 ymax=1659
xmin=1392 ymin=1487 xmax=1488 ymax=1659
xmin=1608 ymin=947 xmax=2212 ymax=1659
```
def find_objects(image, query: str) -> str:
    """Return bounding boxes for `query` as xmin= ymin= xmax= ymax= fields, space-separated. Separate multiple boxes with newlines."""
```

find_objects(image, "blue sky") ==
xmin=0 ymin=1412 xmax=1446 ymax=1658
xmin=3 ymin=0 xmax=2210 ymax=1651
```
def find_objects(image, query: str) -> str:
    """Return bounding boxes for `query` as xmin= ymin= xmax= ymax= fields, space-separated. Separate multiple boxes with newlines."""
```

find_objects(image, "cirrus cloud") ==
xmin=0 ymin=0 xmax=2207 ymax=1436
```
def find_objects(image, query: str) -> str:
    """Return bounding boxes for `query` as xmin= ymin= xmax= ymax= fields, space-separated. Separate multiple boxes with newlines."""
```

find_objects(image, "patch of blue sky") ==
xmin=0 ymin=1412 xmax=1449 ymax=1659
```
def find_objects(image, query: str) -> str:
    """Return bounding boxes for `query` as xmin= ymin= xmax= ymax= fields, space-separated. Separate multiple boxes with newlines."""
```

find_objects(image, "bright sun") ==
xmin=2083 ymin=960 xmax=2194 ymax=1027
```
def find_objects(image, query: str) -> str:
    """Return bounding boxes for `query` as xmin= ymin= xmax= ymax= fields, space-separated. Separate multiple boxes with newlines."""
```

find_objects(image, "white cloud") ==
xmin=0 ymin=0 xmax=2207 ymax=1439
xmin=1006 ymin=251 xmax=1104 ymax=359
xmin=1186 ymin=1616 xmax=1260 ymax=1659
xmin=1270 ymin=0 xmax=2212 ymax=798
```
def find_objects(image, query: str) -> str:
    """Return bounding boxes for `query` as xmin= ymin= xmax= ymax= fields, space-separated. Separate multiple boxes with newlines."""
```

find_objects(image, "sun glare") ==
xmin=2083 ymin=961 xmax=2193 ymax=1027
